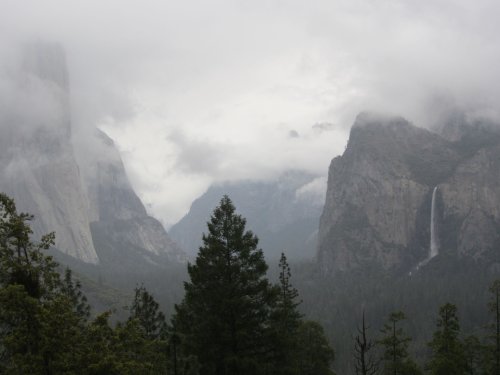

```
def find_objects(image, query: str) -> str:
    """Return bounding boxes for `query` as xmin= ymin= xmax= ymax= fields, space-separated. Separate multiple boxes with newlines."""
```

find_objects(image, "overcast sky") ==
xmin=2 ymin=0 xmax=500 ymax=227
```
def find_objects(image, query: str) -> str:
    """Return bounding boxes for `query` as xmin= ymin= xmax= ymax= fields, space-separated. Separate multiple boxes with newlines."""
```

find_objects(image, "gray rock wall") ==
xmin=0 ymin=42 xmax=184 ymax=265
xmin=318 ymin=112 xmax=500 ymax=274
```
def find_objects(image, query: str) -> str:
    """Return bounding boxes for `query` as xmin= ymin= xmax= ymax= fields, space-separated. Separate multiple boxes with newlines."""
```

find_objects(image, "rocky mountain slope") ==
xmin=0 ymin=43 xmax=99 ymax=263
xmin=317 ymin=111 xmax=500 ymax=275
xmin=77 ymin=128 xmax=185 ymax=264
xmin=0 ymin=42 xmax=184 ymax=268
xmin=170 ymin=171 xmax=325 ymax=260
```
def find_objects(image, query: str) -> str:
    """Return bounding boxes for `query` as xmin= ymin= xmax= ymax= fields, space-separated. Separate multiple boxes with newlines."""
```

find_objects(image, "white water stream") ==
xmin=429 ymin=186 xmax=439 ymax=259
xmin=411 ymin=186 xmax=439 ymax=274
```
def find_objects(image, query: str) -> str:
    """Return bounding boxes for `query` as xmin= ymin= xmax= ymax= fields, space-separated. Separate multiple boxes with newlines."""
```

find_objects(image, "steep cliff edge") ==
xmin=0 ymin=42 xmax=98 ymax=263
xmin=76 ymin=129 xmax=185 ymax=263
xmin=0 ymin=42 xmax=184 ymax=266
xmin=318 ymin=112 xmax=500 ymax=275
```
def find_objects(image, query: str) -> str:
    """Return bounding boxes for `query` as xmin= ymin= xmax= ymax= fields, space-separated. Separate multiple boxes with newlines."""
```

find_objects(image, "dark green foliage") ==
xmin=0 ymin=193 xmax=58 ymax=298
xmin=129 ymin=284 xmax=167 ymax=339
xmin=427 ymin=303 xmax=466 ymax=375
xmin=82 ymin=312 xmax=121 ymax=374
xmin=482 ymin=279 xmax=500 ymax=375
xmin=126 ymin=285 xmax=169 ymax=373
xmin=378 ymin=311 xmax=421 ymax=375
xmin=173 ymin=196 xmax=335 ymax=375
xmin=0 ymin=192 xmax=328 ymax=374
xmin=296 ymin=321 xmax=335 ymax=375
xmin=267 ymin=252 xmax=303 ymax=375
xmin=0 ymin=193 xmax=171 ymax=374
xmin=170 ymin=301 xmax=202 ymax=375
xmin=82 ymin=312 xmax=168 ymax=374
xmin=295 ymin=251 xmax=497 ymax=374
xmin=61 ymin=268 xmax=91 ymax=320
xmin=463 ymin=335 xmax=482 ymax=375
xmin=0 ymin=284 xmax=43 ymax=373
xmin=277 ymin=253 xmax=301 ymax=321
xmin=267 ymin=254 xmax=335 ymax=375
xmin=173 ymin=195 xmax=275 ymax=374
xmin=0 ymin=193 xmax=65 ymax=373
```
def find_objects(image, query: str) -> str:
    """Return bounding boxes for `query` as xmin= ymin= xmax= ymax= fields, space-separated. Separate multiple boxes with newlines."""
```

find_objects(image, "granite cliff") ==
xmin=0 ymin=42 xmax=184 ymax=267
xmin=0 ymin=43 xmax=99 ymax=263
xmin=318 ymin=112 xmax=500 ymax=275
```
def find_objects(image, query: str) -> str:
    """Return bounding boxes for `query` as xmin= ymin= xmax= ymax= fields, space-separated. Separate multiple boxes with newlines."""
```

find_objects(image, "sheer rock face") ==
xmin=0 ymin=42 xmax=98 ymax=263
xmin=77 ymin=130 xmax=185 ymax=262
xmin=0 ymin=42 xmax=184 ymax=264
xmin=318 ymin=112 xmax=500 ymax=275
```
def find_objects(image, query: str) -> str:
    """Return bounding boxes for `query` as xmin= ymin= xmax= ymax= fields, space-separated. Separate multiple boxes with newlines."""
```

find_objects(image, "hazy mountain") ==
xmin=169 ymin=171 xmax=325 ymax=261
xmin=0 ymin=42 xmax=185 ymax=270
xmin=0 ymin=43 xmax=99 ymax=263
xmin=303 ymin=111 xmax=500 ymax=373
xmin=317 ymin=111 xmax=500 ymax=276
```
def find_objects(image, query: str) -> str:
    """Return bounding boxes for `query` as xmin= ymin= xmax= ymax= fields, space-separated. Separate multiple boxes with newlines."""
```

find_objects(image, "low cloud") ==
xmin=0 ymin=44 xmax=67 ymax=133
xmin=312 ymin=122 xmax=335 ymax=133
xmin=2 ymin=0 xmax=500 ymax=225
xmin=295 ymin=176 xmax=327 ymax=207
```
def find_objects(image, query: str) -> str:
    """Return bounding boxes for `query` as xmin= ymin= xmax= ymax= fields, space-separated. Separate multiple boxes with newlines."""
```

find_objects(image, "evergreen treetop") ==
xmin=378 ymin=311 xmax=421 ymax=375
xmin=427 ymin=303 xmax=466 ymax=375
xmin=175 ymin=195 xmax=274 ymax=375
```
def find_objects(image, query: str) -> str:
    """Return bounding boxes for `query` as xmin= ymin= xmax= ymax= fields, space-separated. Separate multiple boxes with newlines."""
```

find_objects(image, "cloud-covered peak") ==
xmin=2 ymin=0 xmax=500 ymax=225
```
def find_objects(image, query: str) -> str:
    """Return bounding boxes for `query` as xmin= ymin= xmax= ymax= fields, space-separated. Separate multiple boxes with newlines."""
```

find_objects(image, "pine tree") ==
xmin=169 ymin=307 xmax=201 ymax=375
xmin=427 ymin=303 xmax=466 ymax=375
xmin=487 ymin=280 xmax=500 ymax=375
xmin=0 ymin=193 xmax=87 ymax=373
xmin=129 ymin=284 xmax=167 ymax=339
xmin=61 ymin=268 xmax=91 ymax=320
xmin=0 ymin=193 xmax=58 ymax=298
xmin=38 ymin=290 xmax=89 ymax=374
xmin=378 ymin=311 xmax=421 ymax=375
xmin=463 ymin=335 xmax=482 ymax=375
xmin=172 ymin=195 xmax=274 ymax=375
xmin=0 ymin=193 xmax=57 ymax=372
xmin=296 ymin=321 xmax=335 ymax=375
xmin=354 ymin=311 xmax=379 ymax=375
xmin=0 ymin=193 xmax=172 ymax=374
xmin=267 ymin=252 xmax=302 ymax=374
xmin=82 ymin=312 xmax=122 ymax=374
xmin=0 ymin=284 xmax=42 ymax=373
xmin=126 ymin=285 xmax=169 ymax=373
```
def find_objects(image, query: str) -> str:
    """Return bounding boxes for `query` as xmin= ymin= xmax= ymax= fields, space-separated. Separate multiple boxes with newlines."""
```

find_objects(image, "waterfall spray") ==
xmin=410 ymin=186 xmax=439 ymax=275
xmin=429 ymin=186 xmax=439 ymax=259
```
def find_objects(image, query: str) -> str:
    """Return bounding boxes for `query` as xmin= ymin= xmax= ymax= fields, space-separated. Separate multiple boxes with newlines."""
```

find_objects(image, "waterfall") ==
xmin=410 ymin=186 xmax=439 ymax=275
xmin=429 ymin=186 xmax=439 ymax=259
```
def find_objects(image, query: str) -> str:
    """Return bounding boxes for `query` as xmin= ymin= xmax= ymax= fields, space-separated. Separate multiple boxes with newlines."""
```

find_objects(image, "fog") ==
xmin=1 ymin=0 xmax=500 ymax=226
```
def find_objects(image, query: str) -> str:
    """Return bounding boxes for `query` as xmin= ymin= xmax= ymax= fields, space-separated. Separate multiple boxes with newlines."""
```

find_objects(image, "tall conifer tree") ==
xmin=427 ymin=303 xmax=466 ymax=375
xmin=267 ymin=252 xmax=302 ymax=375
xmin=129 ymin=285 xmax=167 ymax=339
xmin=486 ymin=280 xmax=500 ymax=375
xmin=172 ymin=196 xmax=273 ymax=375
xmin=378 ymin=311 xmax=421 ymax=375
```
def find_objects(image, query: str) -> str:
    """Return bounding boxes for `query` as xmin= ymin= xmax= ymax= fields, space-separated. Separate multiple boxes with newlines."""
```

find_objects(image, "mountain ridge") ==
xmin=0 ymin=41 xmax=185 ymax=266
xmin=318 ymin=111 xmax=500 ymax=275
xmin=169 ymin=170 xmax=325 ymax=260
